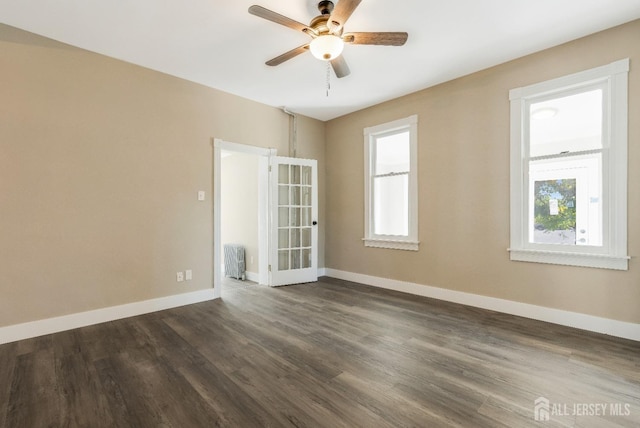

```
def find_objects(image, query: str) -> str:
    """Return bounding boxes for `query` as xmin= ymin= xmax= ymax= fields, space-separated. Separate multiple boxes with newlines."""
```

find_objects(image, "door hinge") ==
xmin=269 ymin=165 xmax=272 ymax=172
xmin=268 ymin=264 xmax=272 ymax=272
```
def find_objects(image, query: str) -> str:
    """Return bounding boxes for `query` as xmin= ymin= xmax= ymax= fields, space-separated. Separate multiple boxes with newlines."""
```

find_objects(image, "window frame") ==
xmin=363 ymin=114 xmax=419 ymax=251
xmin=509 ymin=59 xmax=629 ymax=270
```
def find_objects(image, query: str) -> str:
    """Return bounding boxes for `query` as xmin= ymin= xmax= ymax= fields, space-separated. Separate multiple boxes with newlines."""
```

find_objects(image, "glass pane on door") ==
xmin=278 ymin=164 xmax=289 ymax=184
xmin=301 ymin=248 xmax=311 ymax=268
xmin=276 ymin=162 xmax=313 ymax=272
xmin=278 ymin=250 xmax=289 ymax=270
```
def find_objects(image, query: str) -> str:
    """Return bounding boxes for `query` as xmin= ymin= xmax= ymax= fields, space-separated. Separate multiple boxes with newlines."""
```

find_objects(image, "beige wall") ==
xmin=325 ymin=20 xmax=640 ymax=324
xmin=221 ymin=152 xmax=259 ymax=276
xmin=0 ymin=24 xmax=325 ymax=326
xmin=3 ymin=17 xmax=635 ymax=329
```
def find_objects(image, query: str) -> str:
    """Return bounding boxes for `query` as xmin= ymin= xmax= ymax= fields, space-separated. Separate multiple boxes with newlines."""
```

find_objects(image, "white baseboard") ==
xmin=221 ymin=264 xmax=259 ymax=283
xmin=0 ymin=288 xmax=217 ymax=345
xmin=324 ymin=268 xmax=640 ymax=342
xmin=318 ymin=267 xmax=327 ymax=277
xmin=246 ymin=271 xmax=259 ymax=282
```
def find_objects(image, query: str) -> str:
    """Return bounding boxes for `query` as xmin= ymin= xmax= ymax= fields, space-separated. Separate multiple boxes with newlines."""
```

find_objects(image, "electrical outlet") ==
xmin=176 ymin=272 xmax=184 ymax=282
xmin=197 ymin=191 xmax=205 ymax=201
xmin=185 ymin=269 xmax=192 ymax=281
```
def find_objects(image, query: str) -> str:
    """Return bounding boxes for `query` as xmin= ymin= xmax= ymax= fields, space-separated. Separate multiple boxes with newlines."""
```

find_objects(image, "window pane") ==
xmin=291 ymin=228 xmax=300 ymax=248
xmin=301 ymin=166 xmax=312 ymax=185
xmin=375 ymin=130 xmax=410 ymax=175
xmin=532 ymin=178 xmax=577 ymax=245
xmin=278 ymin=207 xmax=289 ymax=228
xmin=291 ymin=165 xmax=301 ymax=184
xmin=529 ymin=89 xmax=603 ymax=157
xmin=290 ymin=186 xmax=300 ymax=206
xmin=301 ymin=228 xmax=311 ymax=247
xmin=290 ymin=249 xmax=301 ymax=270
xmin=291 ymin=208 xmax=300 ymax=227
xmin=278 ymin=250 xmax=289 ymax=270
xmin=374 ymin=174 xmax=408 ymax=236
xmin=278 ymin=229 xmax=289 ymax=249
xmin=529 ymin=154 xmax=602 ymax=247
xmin=301 ymin=186 xmax=311 ymax=206
xmin=278 ymin=185 xmax=289 ymax=205
xmin=301 ymin=207 xmax=311 ymax=226
xmin=301 ymin=248 xmax=311 ymax=268
xmin=278 ymin=164 xmax=289 ymax=184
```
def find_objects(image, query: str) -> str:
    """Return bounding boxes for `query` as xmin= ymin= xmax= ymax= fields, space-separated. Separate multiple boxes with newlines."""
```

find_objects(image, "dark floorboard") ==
xmin=1 ymin=277 xmax=639 ymax=427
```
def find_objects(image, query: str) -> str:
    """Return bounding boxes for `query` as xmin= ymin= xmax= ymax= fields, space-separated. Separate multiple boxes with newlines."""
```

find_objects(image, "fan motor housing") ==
xmin=310 ymin=15 xmax=331 ymax=35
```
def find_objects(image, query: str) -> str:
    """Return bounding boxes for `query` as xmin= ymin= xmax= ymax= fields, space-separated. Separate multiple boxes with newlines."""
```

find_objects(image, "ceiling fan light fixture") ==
xmin=309 ymin=34 xmax=344 ymax=61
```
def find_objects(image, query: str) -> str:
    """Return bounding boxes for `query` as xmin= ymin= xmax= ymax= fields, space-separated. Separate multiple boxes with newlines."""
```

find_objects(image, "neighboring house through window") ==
xmin=364 ymin=114 xmax=419 ymax=251
xmin=509 ymin=59 xmax=629 ymax=270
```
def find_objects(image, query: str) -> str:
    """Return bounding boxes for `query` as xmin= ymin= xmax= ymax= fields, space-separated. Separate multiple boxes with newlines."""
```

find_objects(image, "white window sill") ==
xmin=509 ymin=248 xmax=629 ymax=270
xmin=363 ymin=238 xmax=419 ymax=251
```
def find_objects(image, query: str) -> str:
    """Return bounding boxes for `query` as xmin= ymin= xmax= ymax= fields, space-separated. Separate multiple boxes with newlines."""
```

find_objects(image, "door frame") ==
xmin=213 ymin=138 xmax=275 ymax=298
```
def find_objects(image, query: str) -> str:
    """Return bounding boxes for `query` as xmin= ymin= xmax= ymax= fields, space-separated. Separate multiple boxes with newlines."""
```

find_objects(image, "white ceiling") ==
xmin=1 ymin=0 xmax=639 ymax=121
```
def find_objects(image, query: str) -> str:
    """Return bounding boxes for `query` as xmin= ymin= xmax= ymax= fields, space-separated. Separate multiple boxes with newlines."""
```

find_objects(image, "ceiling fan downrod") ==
xmin=318 ymin=1 xmax=334 ymax=15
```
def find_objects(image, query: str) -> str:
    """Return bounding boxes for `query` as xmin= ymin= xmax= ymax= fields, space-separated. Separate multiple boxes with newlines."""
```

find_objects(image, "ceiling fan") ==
xmin=248 ymin=0 xmax=408 ymax=78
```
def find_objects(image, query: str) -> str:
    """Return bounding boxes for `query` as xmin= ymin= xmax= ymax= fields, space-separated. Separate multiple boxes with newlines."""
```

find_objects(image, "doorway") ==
xmin=213 ymin=139 xmax=319 ymax=297
xmin=213 ymin=139 xmax=273 ymax=298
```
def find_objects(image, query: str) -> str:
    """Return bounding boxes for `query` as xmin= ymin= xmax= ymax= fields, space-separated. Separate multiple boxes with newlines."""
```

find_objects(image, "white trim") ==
xmin=245 ymin=271 xmax=260 ymax=282
xmin=220 ymin=263 xmax=259 ymax=282
xmin=610 ymin=60 xmax=629 ymax=262
xmin=258 ymin=155 xmax=271 ymax=285
xmin=0 ymin=289 xmax=216 ymax=345
xmin=363 ymin=238 xmax=419 ymax=251
xmin=324 ymin=268 xmax=640 ymax=342
xmin=318 ymin=267 xmax=327 ymax=277
xmin=509 ymin=248 xmax=629 ymax=270
xmin=363 ymin=114 xmax=418 ymax=135
xmin=214 ymin=139 xmax=274 ymax=156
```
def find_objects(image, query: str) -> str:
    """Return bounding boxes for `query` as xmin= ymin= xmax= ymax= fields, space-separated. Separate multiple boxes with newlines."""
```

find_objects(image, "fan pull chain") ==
xmin=326 ymin=61 xmax=331 ymax=97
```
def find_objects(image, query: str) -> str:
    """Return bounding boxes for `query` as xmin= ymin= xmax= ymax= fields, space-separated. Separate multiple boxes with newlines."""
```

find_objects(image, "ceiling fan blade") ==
xmin=343 ymin=32 xmax=408 ymax=46
xmin=331 ymin=55 xmax=351 ymax=78
xmin=249 ymin=5 xmax=316 ymax=36
xmin=266 ymin=44 xmax=310 ymax=66
xmin=327 ymin=0 xmax=362 ymax=33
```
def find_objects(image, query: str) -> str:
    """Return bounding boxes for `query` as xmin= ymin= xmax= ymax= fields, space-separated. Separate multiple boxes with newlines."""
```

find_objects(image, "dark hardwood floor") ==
xmin=1 ymin=277 xmax=639 ymax=427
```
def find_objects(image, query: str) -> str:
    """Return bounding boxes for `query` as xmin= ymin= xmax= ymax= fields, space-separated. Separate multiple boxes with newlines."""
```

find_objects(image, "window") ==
xmin=509 ymin=59 xmax=629 ymax=270
xmin=364 ymin=115 xmax=418 ymax=250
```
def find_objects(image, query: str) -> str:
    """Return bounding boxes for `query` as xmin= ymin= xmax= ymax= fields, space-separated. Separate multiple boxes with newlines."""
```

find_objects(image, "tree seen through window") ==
xmin=533 ymin=179 xmax=576 ymax=244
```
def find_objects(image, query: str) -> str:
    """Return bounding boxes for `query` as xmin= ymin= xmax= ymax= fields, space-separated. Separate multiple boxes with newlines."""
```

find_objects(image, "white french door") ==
xmin=269 ymin=156 xmax=318 ymax=286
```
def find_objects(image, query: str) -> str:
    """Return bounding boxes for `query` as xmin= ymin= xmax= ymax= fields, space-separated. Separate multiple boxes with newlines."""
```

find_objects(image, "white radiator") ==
xmin=224 ymin=244 xmax=246 ymax=280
